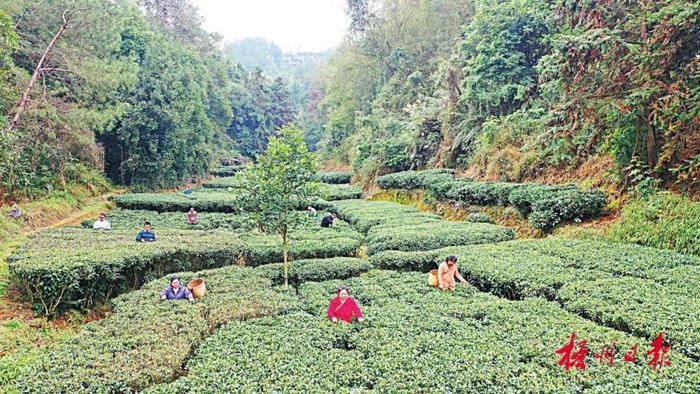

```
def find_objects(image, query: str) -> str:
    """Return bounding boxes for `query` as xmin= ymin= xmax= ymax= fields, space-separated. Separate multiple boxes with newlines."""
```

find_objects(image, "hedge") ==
xmin=210 ymin=165 xmax=245 ymax=176
xmin=558 ymin=277 xmax=700 ymax=361
xmin=9 ymin=226 xmax=362 ymax=315
xmin=316 ymin=171 xmax=352 ymax=184
xmin=318 ymin=183 xmax=362 ymax=201
xmin=467 ymin=212 xmax=491 ymax=223
xmin=80 ymin=208 xmax=255 ymax=231
xmin=376 ymin=169 xmax=455 ymax=190
xmin=111 ymin=191 xmax=240 ymax=213
xmin=369 ymin=240 xmax=700 ymax=360
xmin=146 ymin=271 xmax=700 ymax=393
xmin=16 ymin=265 xmax=295 ymax=393
xmin=365 ymin=221 xmax=515 ymax=255
xmin=255 ymin=257 xmax=374 ymax=286
xmin=111 ymin=192 xmax=332 ymax=213
xmin=330 ymin=199 xmax=441 ymax=233
xmin=201 ymin=176 xmax=242 ymax=189
xmin=376 ymin=170 xmax=607 ymax=232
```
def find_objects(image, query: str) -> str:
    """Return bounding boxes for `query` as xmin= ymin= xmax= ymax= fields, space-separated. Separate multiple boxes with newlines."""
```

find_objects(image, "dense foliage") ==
xmin=318 ymin=183 xmax=362 ymax=201
xmin=330 ymin=199 xmax=441 ymax=233
xmin=8 ymin=221 xmax=361 ymax=315
xmin=0 ymin=0 xmax=297 ymax=198
xmin=313 ymin=0 xmax=700 ymax=194
xmin=146 ymin=271 xmax=700 ymax=393
xmin=369 ymin=239 xmax=700 ymax=360
xmin=316 ymin=171 xmax=353 ymax=184
xmin=15 ymin=265 xmax=296 ymax=393
xmin=365 ymin=220 xmax=515 ymax=255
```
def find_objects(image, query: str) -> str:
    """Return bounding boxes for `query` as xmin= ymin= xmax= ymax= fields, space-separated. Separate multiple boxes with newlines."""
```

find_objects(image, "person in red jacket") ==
xmin=327 ymin=285 xmax=364 ymax=323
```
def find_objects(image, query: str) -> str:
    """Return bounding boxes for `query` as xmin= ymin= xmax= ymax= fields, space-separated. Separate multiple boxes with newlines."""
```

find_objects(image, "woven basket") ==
xmin=187 ymin=278 xmax=206 ymax=298
xmin=428 ymin=270 xmax=439 ymax=287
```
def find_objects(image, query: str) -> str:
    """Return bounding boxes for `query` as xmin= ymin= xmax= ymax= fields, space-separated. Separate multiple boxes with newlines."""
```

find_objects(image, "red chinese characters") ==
xmin=645 ymin=332 xmax=672 ymax=370
xmin=556 ymin=332 xmax=672 ymax=370
xmin=555 ymin=332 xmax=589 ymax=370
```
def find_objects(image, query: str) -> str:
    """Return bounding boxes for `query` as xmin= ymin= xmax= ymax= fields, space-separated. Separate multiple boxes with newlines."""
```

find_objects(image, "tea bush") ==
xmin=146 ymin=271 xmax=700 ymax=393
xmin=111 ymin=191 xmax=240 ymax=213
xmin=376 ymin=169 xmax=455 ymax=190
xmin=369 ymin=240 xmax=700 ymax=359
xmin=467 ymin=212 xmax=491 ymax=223
xmin=365 ymin=221 xmax=515 ymax=255
xmin=316 ymin=171 xmax=352 ymax=184
xmin=16 ymin=265 xmax=293 ymax=393
xmin=80 ymin=208 xmax=255 ymax=231
xmin=255 ymin=257 xmax=374 ymax=286
xmin=558 ymin=277 xmax=700 ymax=360
xmin=318 ymin=183 xmax=362 ymax=201
xmin=111 ymin=191 xmax=331 ymax=213
xmin=241 ymin=234 xmax=362 ymax=266
xmin=210 ymin=165 xmax=245 ymax=176
xmin=201 ymin=176 xmax=242 ymax=189
xmin=8 ymin=229 xmax=245 ymax=314
xmin=9 ymin=226 xmax=362 ymax=314
xmin=330 ymin=199 xmax=441 ymax=233
xmin=376 ymin=170 xmax=607 ymax=232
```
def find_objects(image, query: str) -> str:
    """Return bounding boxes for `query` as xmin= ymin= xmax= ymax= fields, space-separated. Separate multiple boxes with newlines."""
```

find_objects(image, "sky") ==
xmin=192 ymin=0 xmax=350 ymax=53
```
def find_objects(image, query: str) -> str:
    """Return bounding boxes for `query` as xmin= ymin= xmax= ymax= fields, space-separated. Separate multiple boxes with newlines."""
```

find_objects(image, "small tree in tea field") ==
xmin=236 ymin=126 xmax=318 ymax=286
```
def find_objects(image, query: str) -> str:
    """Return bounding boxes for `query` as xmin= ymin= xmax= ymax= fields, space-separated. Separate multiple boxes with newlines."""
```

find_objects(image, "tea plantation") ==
xmin=7 ymin=172 xmax=700 ymax=393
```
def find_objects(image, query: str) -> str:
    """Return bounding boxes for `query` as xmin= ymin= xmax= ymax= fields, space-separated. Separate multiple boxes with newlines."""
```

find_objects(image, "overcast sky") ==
xmin=191 ymin=0 xmax=350 ymax=53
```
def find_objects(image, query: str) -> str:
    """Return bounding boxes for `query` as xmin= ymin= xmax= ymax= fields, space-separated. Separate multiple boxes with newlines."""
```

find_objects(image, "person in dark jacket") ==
xmin=160 ymin=276 xmax=193 ymax=301
xmin=321 ymin=212 xmax=336 ymax=228
xmin=135 ymin=222 xmax=156 ymax=242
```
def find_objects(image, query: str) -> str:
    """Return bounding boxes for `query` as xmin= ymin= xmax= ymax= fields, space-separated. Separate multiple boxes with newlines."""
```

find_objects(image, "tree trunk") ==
xmin=645 ymin=117 xmax=657 ymax=171
xmin=282 ymin=224 xmax=289 ymax=287
xmin=8 ymin=8 xmax=75 ymax=131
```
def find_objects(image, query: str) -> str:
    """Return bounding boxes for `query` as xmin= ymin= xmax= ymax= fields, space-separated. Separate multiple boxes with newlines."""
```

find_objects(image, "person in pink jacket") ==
xmin=327 ymin=285 xmax=364 ymax=323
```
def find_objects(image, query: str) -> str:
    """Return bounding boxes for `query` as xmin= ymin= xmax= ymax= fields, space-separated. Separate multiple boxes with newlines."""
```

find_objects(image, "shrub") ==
xmin=111 ymin=192 xmax=240 ymax=213
xmin=330 ymin=199 xmax=440 ymax=233
xmin=365 ymin=221 xmax=515 ymax=255
xmin=558 ymin=277 xmax=700 ymax=360
xmin=9 ymin=225 xmax=363 ymax=314
xmin=241 ymin=235 xmax=362 ymax=267
xmin=316 ymin=171 xmax=352 ymax=184
xmin=80 ymin=208 xmax=256 ymax=231
xmin=16 ymin=265 xmax=292 ymax=393
xmin=508 ymin=183 xmax=577 ymax=216
xmin=201 ymin=176 xmax=242 ymax=189
xmin=376 ymin=169 xmax=455 ymax=190
xmin=147 ymin=271 xmax=700 ymax=393
xmin=467 ymin=212 xmax=491 ymax=223
xmin=369 ymin=239 xmax=700 ymax=360
xmin=447 ymin=181 xmax=527 ymax=206
xmin=255 ymin=257 xmax=375 ymax=286
xmin=318 ymin=183 xmax=362 ymax=201
xmin=111 ymin=192 xmax=331 ymax=213
xmin=528 ymin=189 xmax=607 ymax=232
xmin=210 ymin=165 xmax=245 ymax=176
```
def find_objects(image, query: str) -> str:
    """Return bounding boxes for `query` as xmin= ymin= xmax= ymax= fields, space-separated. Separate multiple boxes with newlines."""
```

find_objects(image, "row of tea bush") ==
xmin=15 ymin=258 xmax=378 ymax=393
xmin=370 ymin=239 xmax=700 ymax=360
xmin=316 ymin=171 xmax=352 ymax=184
xmin=9 ymin=228 xmax=362 ymax=315
xmin=376 ymin=170 xmax=607 ymax=231
xmin=144 ymin=271 xmax=700 ymax=393
xmin=210 ymin=165 xmax=245 ymax=176
xmin=111 ymin=191 xmax=333 ymax=213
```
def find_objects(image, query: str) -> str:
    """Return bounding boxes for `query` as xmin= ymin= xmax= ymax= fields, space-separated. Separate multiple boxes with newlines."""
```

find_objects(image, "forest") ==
xmin=2 ymin=0 xmax=698 ymax=200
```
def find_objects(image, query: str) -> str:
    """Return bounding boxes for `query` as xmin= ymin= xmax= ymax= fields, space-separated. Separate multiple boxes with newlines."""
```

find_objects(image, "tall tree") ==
xmin=236 ymin=127 xmax=318 ymax=286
